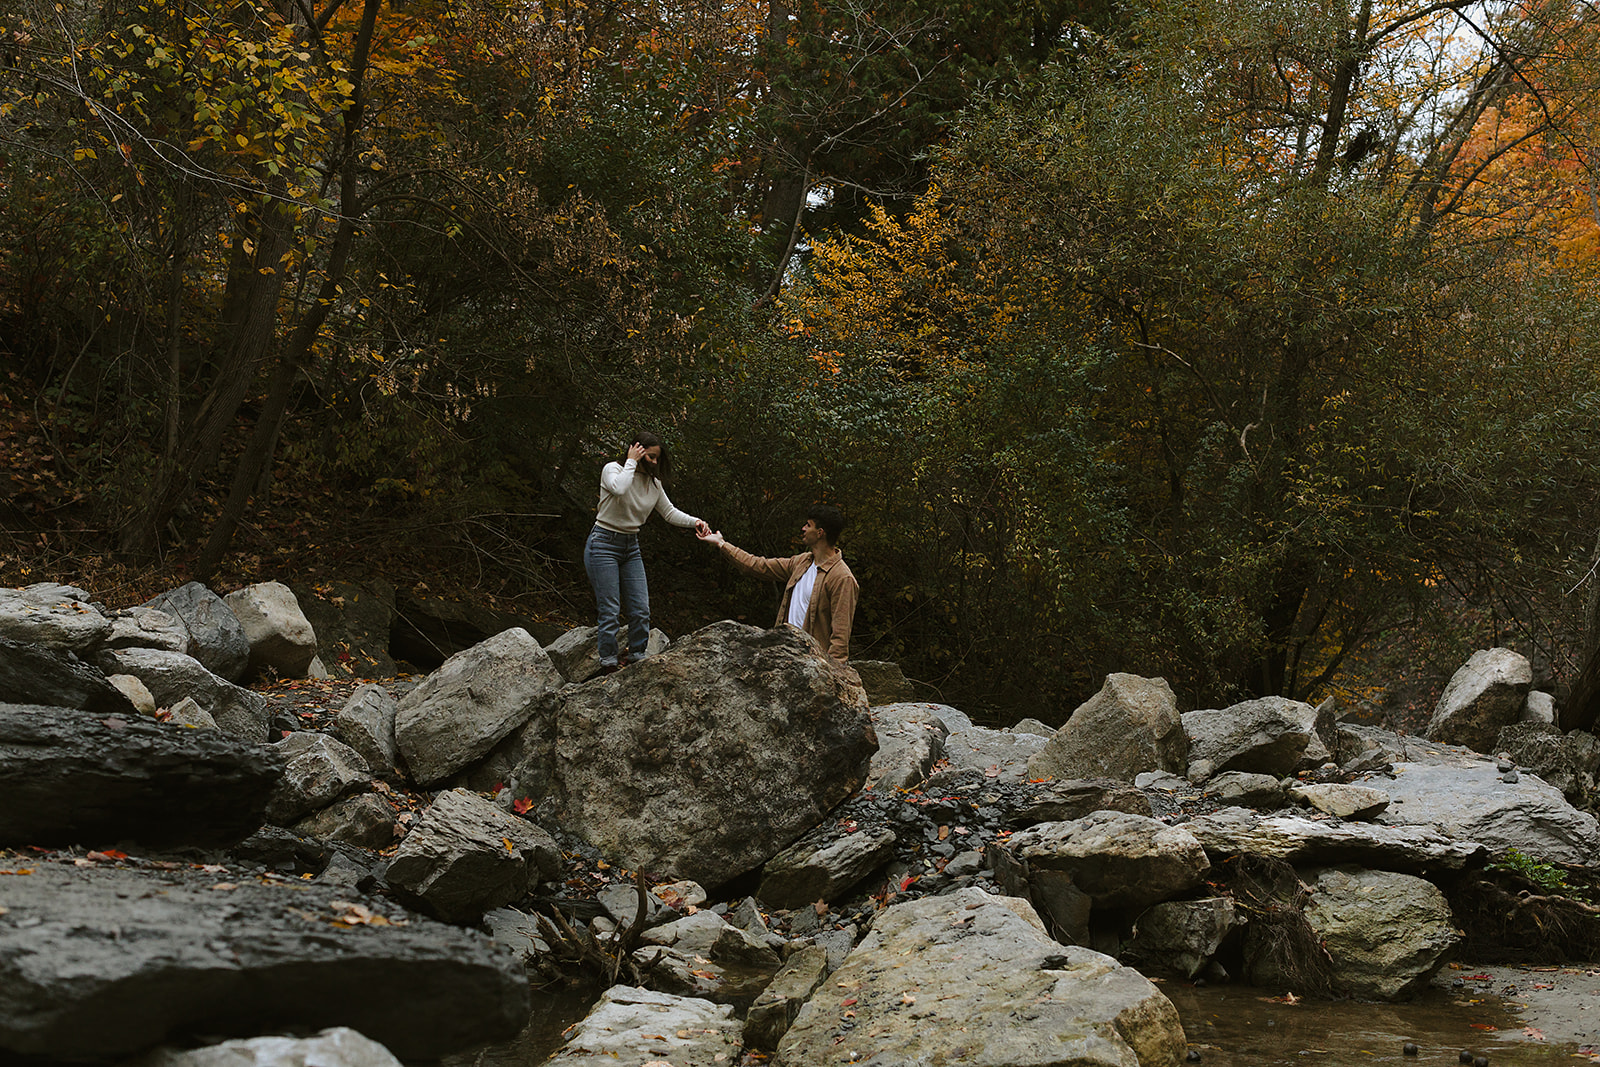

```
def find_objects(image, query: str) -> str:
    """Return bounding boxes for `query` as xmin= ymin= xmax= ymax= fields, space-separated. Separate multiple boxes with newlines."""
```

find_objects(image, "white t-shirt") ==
xmin=787 ymin=563 xmax=819 ymax=628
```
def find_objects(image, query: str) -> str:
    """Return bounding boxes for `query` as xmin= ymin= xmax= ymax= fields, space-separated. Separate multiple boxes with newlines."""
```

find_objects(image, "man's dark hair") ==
xmin=629 ymin=430 xmax=672 ymax=484
xmin=807 ymin=503 xmax=845 ymax=546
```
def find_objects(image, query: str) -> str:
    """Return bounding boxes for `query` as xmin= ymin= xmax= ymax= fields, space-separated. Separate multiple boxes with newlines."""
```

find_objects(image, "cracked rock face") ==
xmin=0 ymin=859 xmax=528 ymax=1062
xmin=0 ymin=702 xmax=283 ymax=849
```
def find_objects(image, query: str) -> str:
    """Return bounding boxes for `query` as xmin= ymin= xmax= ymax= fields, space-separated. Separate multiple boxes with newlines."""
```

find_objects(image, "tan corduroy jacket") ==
xmin=719 ymin=544 xmax=859 ymax=662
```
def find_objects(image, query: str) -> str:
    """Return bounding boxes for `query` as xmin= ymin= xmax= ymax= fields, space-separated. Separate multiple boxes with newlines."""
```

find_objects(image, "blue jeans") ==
xmin=583 ymin=525 xmax=650 ymax=665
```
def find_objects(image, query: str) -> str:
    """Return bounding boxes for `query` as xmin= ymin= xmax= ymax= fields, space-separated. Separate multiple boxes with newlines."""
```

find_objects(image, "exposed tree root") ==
xmin=1445 ymin=872 xmax=1600 ymax=963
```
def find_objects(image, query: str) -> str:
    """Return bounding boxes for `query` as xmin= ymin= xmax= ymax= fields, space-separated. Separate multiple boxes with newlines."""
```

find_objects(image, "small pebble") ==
xmin=1459 ymin=1052 xmax=1474 ymax=1064
xmin=1403 ymin=1042 xmax=1418 ymax=1056
xmin=1501 ymin=771 xmax=1519 ymax=783
xmin=1185 ymin=1051 xmax=1202 ymax=1063
xmin=1474 ymin=1057 xmax=1489 ymax=1067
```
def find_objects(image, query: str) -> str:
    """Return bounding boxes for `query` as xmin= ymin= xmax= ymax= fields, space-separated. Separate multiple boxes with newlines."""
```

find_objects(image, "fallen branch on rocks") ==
xmin=534 ymin=868 xmax=661 ymax=986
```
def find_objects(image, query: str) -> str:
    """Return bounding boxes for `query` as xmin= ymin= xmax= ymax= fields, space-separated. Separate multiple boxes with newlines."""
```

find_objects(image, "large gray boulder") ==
xmin=333 ymin=683 xmax=405 ymax=785
xmin=96 ymin=646 xmax=270 ymax=742
xmin=0 ymin=703 xmax=282 ymax=848
xmin=774 ymin=887 xmax=1187 ymax=1067
xmin=383 ymin=788 xmax=562 ymax=922
xmin=1009 ymin=778 xmax=1153 ymax=828
xmin=744 ymin=944 xmax=829 ymax=1051
xmin=545 ymin=986 xmax=741 ymax=1065
xmin=1028 ymin=673 xmax=1187 ymax=782
xmin=1298 ymin=866 xmax=1459 ymax=999
xmin=1425 ymin=647 xmax=1533 ymax=753
xmin=1182 ymin=696 xmax=1316 ymax=781
xmin=224 ymin=580 xmax=319 ymax=679
xmin=853 ymin=659 xmax=915 ymax=705
xmin=264 ymin=732 xmax=373 ymax=826
xmin=543 ymin=624 xmax=670 ymax=684
xmin=1288 ymin=782 xmax=1391 ymax=819
xmin=1202 ymin=771 xmax=1287 ymax=809
xmin=143 ymin=582 xmax=251 ymax=682
xmin=1494 ymin=721 xmax=1600 ymax=806
xmin=538 ymin=621 xmax=876 ymax=888
xmin=0 ymin=634 xmax=135 ymax=714
xmin=758 ymin=825 xmax=898 ymax=908
xmin=0 ymin=582 xmax=111 ymax=652
xmin=1334 ymin=721 xmax=1474 ymax=767
xmin=1184 ymin=806 xmax=1485 ymax=870
xmin=0 ymin=860 xmax=528 ymax=1062
xmin=1369 ymin=759 xmax=1600 ymax=865
xmin=291 ymin=793 xmax=398 ymax=851
xmin=541 ymin=624 xmax=602 ymax=682
xmin=393 ymin=628 xmax=563 ymax=786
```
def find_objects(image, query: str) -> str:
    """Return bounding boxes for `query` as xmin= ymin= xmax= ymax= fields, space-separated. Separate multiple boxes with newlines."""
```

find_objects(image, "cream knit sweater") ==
xmin=594 ymin=459 xmax=701 ymax=533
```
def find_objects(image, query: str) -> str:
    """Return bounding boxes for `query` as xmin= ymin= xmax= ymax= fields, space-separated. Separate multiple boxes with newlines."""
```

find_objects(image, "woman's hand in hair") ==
xmin=627 ymin=443 xmax=646 ymax=462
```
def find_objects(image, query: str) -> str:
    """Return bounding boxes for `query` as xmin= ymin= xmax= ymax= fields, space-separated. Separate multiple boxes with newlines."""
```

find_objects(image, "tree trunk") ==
xmin=1559 ymin=529 xmax=1600 ymax=731
xmin=192 ymin=0 xmax=383 ymax=577
xmin=118 ymin=202 xmax=291 ymax=558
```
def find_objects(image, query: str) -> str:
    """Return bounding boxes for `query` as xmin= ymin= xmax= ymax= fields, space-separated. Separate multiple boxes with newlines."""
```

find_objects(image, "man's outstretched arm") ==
xmin=697 ymin=528 xmax=796 ymax=581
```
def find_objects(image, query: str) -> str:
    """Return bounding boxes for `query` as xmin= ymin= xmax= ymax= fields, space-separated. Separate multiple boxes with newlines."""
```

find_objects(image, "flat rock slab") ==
xmin=775 ymin=886 xmax=1186 ymax=1066
xmin=0 ymin=859 xmax=529 ymax=1062
xmin=0 ymin=703 xmax=284 ymax=849
xmin=0 ymin=635 xmax=135 ymax=713
xmin=1184 ymin=806 xmax=1486 ymax=870
xmin=1369 ymin=760 xmax=1600 ymax=866
xmin=0 ymin=583 xmax=111 ymax=652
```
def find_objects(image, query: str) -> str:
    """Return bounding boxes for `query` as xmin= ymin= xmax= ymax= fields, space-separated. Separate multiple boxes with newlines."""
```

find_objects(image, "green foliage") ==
xmin=765 ymin=0 xmax=1600 ymax=714
xmin=1487 ymin=848 xmax=1586 ymax=900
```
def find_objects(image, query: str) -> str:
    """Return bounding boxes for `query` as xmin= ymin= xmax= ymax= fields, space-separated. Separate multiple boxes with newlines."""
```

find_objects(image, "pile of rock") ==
xmin=3 ymin=574 xmax=1596 ymax=1067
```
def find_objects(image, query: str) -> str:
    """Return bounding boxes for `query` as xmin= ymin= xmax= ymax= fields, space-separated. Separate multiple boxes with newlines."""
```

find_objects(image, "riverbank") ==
xmin=1436 ymin=961 xmax=1600 ymax=1050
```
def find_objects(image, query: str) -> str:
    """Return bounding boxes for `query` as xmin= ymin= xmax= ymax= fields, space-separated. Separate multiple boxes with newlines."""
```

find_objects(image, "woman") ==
xmin=584 ymin=431 xmax=708 ymax=672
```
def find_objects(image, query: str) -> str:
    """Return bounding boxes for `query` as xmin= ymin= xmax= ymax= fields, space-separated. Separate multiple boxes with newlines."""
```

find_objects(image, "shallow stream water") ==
xmin=1167 ymin=982 xmax=1590 ymax=1067
xmin=441 ymin=978 xmax=1597 ymax=1066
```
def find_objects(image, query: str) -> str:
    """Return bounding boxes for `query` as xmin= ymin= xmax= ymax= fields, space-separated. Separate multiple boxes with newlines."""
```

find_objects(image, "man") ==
xmin=697 ymin=504 xmax=859 ymax=663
